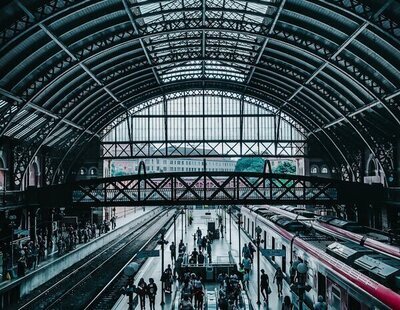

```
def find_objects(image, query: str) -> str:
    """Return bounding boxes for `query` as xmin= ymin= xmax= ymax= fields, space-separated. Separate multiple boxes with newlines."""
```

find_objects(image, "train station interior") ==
xmin=0 ymin=0 xmax=399 ymax=309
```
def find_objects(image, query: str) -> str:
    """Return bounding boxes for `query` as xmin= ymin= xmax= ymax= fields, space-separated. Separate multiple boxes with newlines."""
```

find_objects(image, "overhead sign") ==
xmin=260 ymin=249 xmax=286 ymax=257
xmin=14 ymin=229 xmax=29 ymax=236
xmin=137 ymin=250 xmax=160 ymax=259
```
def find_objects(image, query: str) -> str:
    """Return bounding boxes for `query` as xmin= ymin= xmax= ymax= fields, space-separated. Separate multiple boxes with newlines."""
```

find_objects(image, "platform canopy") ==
xmin=0 ymin=0 xmax=399 ymax=186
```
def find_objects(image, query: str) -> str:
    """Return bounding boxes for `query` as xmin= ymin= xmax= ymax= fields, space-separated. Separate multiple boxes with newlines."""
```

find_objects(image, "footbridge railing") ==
xmin=27 ymin=172 xmax=384 ymax=207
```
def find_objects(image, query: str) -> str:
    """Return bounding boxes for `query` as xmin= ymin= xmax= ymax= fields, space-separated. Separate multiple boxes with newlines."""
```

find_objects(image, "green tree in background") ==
xmin=273 ymin=160 xmax=296 ymax=174
xmin=235 ymin=157 xmax=265 ymax=172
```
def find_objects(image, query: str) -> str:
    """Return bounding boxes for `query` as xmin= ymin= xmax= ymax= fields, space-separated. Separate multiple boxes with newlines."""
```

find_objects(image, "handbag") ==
xmin=267 ymin=286 xmax=272 ymax=294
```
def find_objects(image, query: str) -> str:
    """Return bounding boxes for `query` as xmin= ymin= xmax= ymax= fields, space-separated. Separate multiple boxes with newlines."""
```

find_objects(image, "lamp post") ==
xmin=228 ymin=207 xmax=232 ymax=245
xmin=173 ymin=211 xmax=177 ymax=257
xmin=296 ymin=262 xmax=308 ymax=310
xmin=255 ymin=226 xmax=263 ymax=305
xmin=180 ymin=208 xmax=185 ymax=240
xmin=122 ymin=262 xmax=139 ymax=310
xmin=237 ymin=211 xmax=243 ymax=259
xmin=184 ymin=206 xmax=187 ymax=235
xmin=224 ymin=206 xmax=227 ymax=234
xmin=157 ymin=227 xmax=169 ymax=305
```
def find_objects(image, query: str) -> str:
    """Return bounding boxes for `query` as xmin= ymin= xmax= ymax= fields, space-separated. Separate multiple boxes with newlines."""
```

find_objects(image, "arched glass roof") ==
xmin=102 ymin=90 xmax=306 ymax=158
xmin=0 ymin=0 xmax=399 ymax=185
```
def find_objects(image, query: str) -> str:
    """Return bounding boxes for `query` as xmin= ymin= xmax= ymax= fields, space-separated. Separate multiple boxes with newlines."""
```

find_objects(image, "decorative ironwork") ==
xmin=31 ymin=172 xmax=383 ymax=208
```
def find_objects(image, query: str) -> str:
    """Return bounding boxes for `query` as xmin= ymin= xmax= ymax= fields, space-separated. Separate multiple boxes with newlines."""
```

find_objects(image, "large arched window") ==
xmin=102 ymin=91 xmax=306 ymax=159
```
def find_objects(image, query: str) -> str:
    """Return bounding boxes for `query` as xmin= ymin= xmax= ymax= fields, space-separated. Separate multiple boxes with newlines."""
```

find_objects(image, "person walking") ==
xmin=242 ymin=244 xmax=250 ymax=260
xmin=170 ymin=241 xmax=176 ymax=263
xmin=196 ymin=227 xmax=202 ymax=239
xmin=260 ymin=269 xmax=270 ymax=304
xmin=206 ymin=242 xmax=212 ymax=263
xmin=137 ymin=278 xmax=147 ymax=309
xmin=220 ymin=223 xmax=224 ymax=238
xmin=273 ymin=267 xmax=284 ymax=296
xmin=248 ymin=242 xmax=256 ymax=263
xmin=110 ymin=216 xmax=116 ymax=230
xmin=147 ymin=278 xmax=157 ymax=310
xmin=314 ymin=295 xmax=328 ymax=310
xmin=282 ymin=295 xmax=293 ymax=310
xmin=242 ymin=256 xmax=251 ymax=274
xmin=243 ymin=270 xmax=250 ymax=288
xmin=178 ymin=239 xmax=185 ymax=256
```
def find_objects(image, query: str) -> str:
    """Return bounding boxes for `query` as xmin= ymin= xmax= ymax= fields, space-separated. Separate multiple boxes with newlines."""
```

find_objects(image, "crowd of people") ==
xmin=1 ymin=216 xmax=117 ymax=281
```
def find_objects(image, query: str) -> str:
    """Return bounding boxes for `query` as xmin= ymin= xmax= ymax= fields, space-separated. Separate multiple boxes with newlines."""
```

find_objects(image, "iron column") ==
xmin=255 ymin=226 xmax=262 ymax=305
xmin=181 ymin=207 xmax=184 ymax=240
xmin=238 ymin=211 xmax=242 ymax=260
xmin=158 ymin=227 xmax=167 ymax=305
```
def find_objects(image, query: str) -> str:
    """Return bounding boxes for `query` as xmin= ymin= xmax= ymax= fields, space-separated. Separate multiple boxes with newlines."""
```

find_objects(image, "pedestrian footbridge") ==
xmin=27 ymin=172 xmax=383 ymax=208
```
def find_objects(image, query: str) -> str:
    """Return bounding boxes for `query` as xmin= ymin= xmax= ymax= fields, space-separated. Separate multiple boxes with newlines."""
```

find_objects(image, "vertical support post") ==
xmin=181 ymin=207 xmax=184 ymax=240
xmin=238 ymin=211 xmax=242 ymax=260
xmin=160 ymin=227 xmax=166 ymax=305
xmin=185 ymin=205 xmax=187 ymax=235
xmin=224 ymin=206 xmax=227 ymax=234
xmin=229 ymin=207 xmax=232 ymax=245
xmin=255 ymin=226 xmax=262 ymax=305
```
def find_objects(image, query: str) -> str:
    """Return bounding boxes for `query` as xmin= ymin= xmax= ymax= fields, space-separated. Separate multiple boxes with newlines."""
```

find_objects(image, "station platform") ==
xmin=0 ymin=207 xmax=156 ymax=299
xmin=114 ymin=208 xmax=304 ymax=310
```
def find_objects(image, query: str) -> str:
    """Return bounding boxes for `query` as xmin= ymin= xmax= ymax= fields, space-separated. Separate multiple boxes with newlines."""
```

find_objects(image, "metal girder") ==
xmin=314 ymin=89 xmax=400 ymax=132
xmin=0 ymin=87 xmax=96 ymax=136
xmin=122 ymin=0 xmax=162 ymax=86
xmin=10 ymin=21 xmax=388 ymax=128
xmin=245 ymin=0 xmax=286 ymax=85
xmin=14 ymin=1 xmax=125 ymax=107
xmin=100 ymin=140 xmax=306 ymax=159
xmin=279 ymin=21 xmax=369 ymax=111
xmin=29 ymin=172 xmax=384 ymax=208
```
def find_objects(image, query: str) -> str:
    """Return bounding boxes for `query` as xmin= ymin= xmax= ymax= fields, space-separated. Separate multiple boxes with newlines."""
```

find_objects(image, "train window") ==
xmin=264 ymin=231 xmax=267 ymax=249
xmin=348 ymin=295 xmax=361 ymax=310
xmin=272 ymin=237 xmax=275 ymax=261
xmin=247 ymin=218 xmax=250 ymax=232
xmin=251 ymin=221 xmax=254 ymax=238
xmin=331 ymin=286 xmax=341 ymax=310
xmin=317 ymin=272 xmax=326 ymax=298
xmin=282 ymin=245 xmax=286 ymax=273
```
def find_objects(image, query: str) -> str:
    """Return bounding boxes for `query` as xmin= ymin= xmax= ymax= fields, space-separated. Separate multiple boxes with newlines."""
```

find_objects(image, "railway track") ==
xmin=85 ymin=212 xmax=175 ymax=310
xmin=14 ymin=208 xmax=172 ymax=310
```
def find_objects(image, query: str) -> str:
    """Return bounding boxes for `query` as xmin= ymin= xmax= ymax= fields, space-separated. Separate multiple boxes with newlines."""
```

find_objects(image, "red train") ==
xmin=241 ymin=206 xmax=400 ymax=310
xmin=266 ymin=205 xmax=400 ymax=260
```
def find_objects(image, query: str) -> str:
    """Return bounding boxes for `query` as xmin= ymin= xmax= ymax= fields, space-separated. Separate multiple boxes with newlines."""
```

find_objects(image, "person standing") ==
xmin=242 ymin=256 xmax=251 ymax=274
xmin=314 ymin=295 xmax=328 ymax=310
xmin=282 ymin=295 xmax=293 ymax=310
xmin=220 ymin=223 xmax=224 ymax=238
xmin=137 ymin=278 xmax=147 ymax=310
xmin=170 ymin=241 xmax=176 ymax=263
xmin=260 ymin=269 xmax=270 ymax=304
xmin=242 ymin=244 xmax=250 ymax=260
xmin=147 ymin=278 xmax=157 ymax=310
xmin=206 ymin=242 xmax=212 ymax=263
xmin=196 ymin=227 xmax=202 ymax=239
xmin=110 ymin=216 xmax=116 ymax=230
xmin=273 ymin=267 xmax=284 ymax=296
xmin=248 ymin=242 xmax=256 ymax=263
